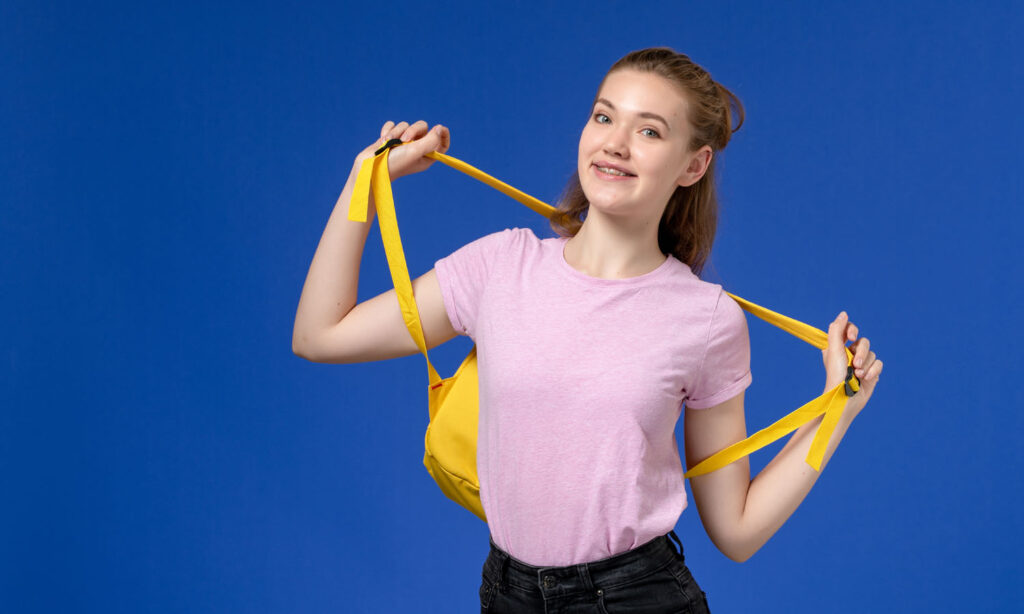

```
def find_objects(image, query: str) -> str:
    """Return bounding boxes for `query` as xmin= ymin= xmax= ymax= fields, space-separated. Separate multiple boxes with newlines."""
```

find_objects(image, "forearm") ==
xmin=735 ymin=397 xmax=858 ymax=561
xmin=292 ymin=160 xmax=377 ymax=353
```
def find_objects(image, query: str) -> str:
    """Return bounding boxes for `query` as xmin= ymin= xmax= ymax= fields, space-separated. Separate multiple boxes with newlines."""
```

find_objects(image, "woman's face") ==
xmin=578 ymin=68 xmax=708 ymax=222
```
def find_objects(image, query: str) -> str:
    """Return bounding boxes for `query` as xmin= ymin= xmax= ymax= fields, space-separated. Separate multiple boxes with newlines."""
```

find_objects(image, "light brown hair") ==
xmin=549 ymin=47 xmax=745 ymax=277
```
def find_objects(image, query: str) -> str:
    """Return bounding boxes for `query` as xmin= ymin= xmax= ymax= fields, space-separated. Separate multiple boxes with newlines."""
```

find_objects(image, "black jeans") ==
xmin=479 ymin=530 xmax=710 ymax=613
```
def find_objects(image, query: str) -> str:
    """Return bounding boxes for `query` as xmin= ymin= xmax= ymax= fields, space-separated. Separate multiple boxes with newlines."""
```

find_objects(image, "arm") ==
xmin=291 ymin=154 xmax=377 ymax=356
xmin=292 ymin=120 xmax=456 ymax=362
xmin=684 ymin=311 xmax=883 ymax=563
xmin=685 ymin=392 xmax=857 ymax=563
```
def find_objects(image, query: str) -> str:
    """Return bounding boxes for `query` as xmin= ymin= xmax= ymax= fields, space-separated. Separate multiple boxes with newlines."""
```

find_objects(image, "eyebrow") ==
xmin=594 ymin=97 xmax=671 ymax=132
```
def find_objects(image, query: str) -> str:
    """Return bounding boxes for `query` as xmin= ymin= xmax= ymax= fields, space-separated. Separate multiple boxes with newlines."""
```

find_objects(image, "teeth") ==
xmin=597 ymin=166 xmax=630 ymax=176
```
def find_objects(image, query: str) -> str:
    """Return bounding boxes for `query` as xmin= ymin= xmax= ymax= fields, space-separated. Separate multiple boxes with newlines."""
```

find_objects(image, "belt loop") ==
xmin=667 ymin=530 xmax=685 ymax=560
xmin=497 ymin=550 xmax=511 ymax=594
xmin=577 ymin=562 xmax=595 ymax=592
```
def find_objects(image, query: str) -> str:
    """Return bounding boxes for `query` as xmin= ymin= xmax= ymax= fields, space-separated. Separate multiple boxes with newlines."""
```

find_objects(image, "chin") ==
xmin=584 ymin=195 xmax=637 ymax=217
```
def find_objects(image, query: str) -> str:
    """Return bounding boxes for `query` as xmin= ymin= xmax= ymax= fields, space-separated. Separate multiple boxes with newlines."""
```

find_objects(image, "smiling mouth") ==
xmin=592 ymin=164 xmax=636 ymax=178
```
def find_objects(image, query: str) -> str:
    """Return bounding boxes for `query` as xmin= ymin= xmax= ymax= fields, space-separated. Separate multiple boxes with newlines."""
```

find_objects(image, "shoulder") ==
xmin=469 ymin=226 xmax=539 ymax=249
xmin=713 ymin=288 xmax=747 ymax=324
xmin=662 ymin=263 xmax=729 ymax=314
xmin=699 ymin=288 xmax=750 ymax=363
xmin=506 ymin=226 xmax=544 ymax=245
xmin=663 ymin=276 xmax=747 ymax=346
xmin=441 ymin=227 xmax=523 ymax=261
xmin=472 ymin=226 xmax=546 ymax=262
xmin=436 ymin=226 xmax=544 ymax=277
xmin=700 ymin=286 xmax=748 ymax=343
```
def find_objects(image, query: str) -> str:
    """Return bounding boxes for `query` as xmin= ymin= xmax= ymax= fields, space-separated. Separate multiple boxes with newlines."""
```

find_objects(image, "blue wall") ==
xmin=3 ymin=1 xmax=1021 ymax=611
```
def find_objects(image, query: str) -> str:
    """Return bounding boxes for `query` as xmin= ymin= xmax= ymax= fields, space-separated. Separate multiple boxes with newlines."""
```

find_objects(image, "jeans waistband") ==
xmin=484 ymin=531 xmax=686 ymax=596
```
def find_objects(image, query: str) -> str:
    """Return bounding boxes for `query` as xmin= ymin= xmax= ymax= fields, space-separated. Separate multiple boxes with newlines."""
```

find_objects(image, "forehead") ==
xmin=595 ymin=69 xmax=689 ymax=124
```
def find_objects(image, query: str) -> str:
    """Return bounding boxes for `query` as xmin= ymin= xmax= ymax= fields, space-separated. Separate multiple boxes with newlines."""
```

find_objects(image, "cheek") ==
xmin=643 ymin=156 xmax=679 ymax=181
xmin=578 ymin=133 xmax=595 ymax=164
xmin=578 ymin=129 xmax=593 ymax=153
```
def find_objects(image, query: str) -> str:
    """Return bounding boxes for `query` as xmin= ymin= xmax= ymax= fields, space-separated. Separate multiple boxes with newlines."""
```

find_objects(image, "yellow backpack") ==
xmin=347 ymin=140 xmax=859 ymax=522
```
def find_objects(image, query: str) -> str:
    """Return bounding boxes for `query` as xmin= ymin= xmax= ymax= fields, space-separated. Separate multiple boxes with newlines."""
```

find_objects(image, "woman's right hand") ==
xmin=354 ymin=120 xmax=451 ymax=181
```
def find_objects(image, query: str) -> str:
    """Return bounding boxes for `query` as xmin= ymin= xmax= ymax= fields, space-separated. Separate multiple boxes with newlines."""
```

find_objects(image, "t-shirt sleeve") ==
xmin=433 ymin=227 xmax=515 ymax=340
xmin=686 ymin=289 xmax=753 ymax=409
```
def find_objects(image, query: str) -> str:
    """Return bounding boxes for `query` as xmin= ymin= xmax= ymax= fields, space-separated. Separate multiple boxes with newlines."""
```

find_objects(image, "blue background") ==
xmin=3 ymin=1 xmax=1022 ymax=612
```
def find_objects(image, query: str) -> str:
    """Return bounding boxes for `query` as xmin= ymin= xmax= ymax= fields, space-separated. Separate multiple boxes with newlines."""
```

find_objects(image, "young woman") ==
xmin=293 ymin=47 xmax=883 ymax=614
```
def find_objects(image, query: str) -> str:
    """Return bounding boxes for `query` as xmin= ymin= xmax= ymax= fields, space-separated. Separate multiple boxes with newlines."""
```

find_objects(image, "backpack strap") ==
xmin=348 ymin=145 xmax=443 ymax=389
xmin=349 ymin=144 xmax=859 ymax=474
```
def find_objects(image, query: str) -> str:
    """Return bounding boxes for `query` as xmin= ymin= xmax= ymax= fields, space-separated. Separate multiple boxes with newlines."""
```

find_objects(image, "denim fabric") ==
xmin=479 ymin=531 xmax=710 ymax=613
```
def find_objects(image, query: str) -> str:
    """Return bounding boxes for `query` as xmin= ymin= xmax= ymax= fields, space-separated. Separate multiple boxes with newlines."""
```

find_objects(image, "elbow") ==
xmin=292 ymin=343 xmax=311 ymax=361
xmin=726 ymin=528 xmax=769 ymax=563
xmin=724 ymin=547 xmax=755 ymax=563
xmin=710 ymin=528 xmax=757 ymax=563
xmin=715 ymin=541 xmax=752 ymax=563
xmin=292 ymin=329 xmax=316 ymax=361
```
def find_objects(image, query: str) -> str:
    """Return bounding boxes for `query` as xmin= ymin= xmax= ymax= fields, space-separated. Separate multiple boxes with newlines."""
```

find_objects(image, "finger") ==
xmin=827 ymin=311 xmax=848 ymax=352
xmin=846 ymin=338 xmax=860 ymax=367
xmin=854 ymin=337 xmax=871 ymax=369
xmin=435 ymin=124 xmax=450 ymax=153
xmin=824 ymin=312 xmax=852 ymax=371
xmin=427 ymin=124 xmax=448 ymax=150
xmin=864 ymin=359 xmax=883 ymax=382
xmin=856 ymin=350 xmax=876 ymax=378
xmin=846 ymin=320 xmax=859 ymax=342
xmin=401 ymin=120 xmax=429 ymax=142
xmin=388 ymin=121 xmax=410 ymax=140
xmin=380 ymin=120 xmax=395 ymax=139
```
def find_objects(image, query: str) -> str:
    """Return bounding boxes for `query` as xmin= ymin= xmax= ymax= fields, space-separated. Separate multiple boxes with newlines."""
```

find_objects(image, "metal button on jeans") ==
xmin=542 ymin=575 xmax=556 ymax=588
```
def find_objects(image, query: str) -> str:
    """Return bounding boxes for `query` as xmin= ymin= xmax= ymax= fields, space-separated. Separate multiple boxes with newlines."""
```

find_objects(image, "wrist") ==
xmin=843 ymin=396 xmax=865 ymax=420
xmin=351 ymin=156 xmax=369 ymax=178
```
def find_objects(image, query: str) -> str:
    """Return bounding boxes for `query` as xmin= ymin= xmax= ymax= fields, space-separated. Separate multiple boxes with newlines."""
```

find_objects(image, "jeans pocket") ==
xmin=479 ymin=576 xmax=496 ymax=611
xmin=597 ymin=563 xmax=694 ymax=614
xmin=667 ymin=560 xmax=711 ymax=614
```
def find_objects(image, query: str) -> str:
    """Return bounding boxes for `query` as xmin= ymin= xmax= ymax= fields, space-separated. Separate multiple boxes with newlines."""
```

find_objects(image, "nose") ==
xmin=602 ymin=125 xmax=629 ymax=159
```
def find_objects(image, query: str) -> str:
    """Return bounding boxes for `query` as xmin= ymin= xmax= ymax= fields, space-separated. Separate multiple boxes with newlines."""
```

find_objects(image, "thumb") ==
xmin=410 ymin=125 xmax=436 ymax=155
xmin=825 ymin=311 xmax=849 ymax=361
xmin=425 ymin=124 xmax=448 ymax=153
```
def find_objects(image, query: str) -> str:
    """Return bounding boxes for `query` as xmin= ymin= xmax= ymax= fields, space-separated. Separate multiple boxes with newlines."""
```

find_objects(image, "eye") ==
xmin=592 ymin=112 xmax=660 ymax=138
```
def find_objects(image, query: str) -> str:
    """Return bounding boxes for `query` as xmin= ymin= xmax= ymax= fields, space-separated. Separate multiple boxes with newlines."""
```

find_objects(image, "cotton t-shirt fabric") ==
xmin=433 ymin=226 xmax=752 ymax=567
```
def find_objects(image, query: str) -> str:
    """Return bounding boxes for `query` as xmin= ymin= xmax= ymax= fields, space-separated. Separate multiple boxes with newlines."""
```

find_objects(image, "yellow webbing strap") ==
xmin=348 ymin=141 xmax=859 ymax=477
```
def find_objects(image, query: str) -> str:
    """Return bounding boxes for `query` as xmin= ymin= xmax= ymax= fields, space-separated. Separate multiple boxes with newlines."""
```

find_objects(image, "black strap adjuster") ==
xmin=844 ymin=365 xmax=860 ymax=397
xmin=374 ymin=137 xmax=404 ymax=156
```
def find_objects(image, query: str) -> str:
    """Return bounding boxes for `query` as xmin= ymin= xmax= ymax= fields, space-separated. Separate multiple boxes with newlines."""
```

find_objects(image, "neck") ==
xmin=563 ymin=210 xmax=667 ymax=280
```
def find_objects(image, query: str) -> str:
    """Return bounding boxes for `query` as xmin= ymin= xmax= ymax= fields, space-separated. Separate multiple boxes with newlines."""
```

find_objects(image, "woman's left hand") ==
xmin=822 ymin=311 xmax=883 ymax=418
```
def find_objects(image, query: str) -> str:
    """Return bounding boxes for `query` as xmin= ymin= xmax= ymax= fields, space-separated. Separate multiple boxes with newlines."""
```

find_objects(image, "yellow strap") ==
xmin=349 ymin=142 xmax=859 ymax=474
xmin=697 ymin=293 xmax=858 ymax=477
xmin=349 ymin=148 xmax=442 ymax=387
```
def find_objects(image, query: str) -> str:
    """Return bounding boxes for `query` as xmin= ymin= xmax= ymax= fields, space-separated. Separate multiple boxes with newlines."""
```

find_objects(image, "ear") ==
xmin=677 ymin=145 xmax=713 ymax=188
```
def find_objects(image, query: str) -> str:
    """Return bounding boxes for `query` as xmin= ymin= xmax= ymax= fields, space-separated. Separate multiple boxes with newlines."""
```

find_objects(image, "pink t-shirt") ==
xmin=434 ymin=226 xmax=752 ymax=566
